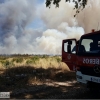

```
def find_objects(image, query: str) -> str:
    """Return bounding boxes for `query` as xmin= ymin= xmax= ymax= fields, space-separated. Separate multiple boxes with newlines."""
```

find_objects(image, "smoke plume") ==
xmin=0 ymin=0 xmax=100 ymax=54
xmin=0 ymin=0 xmax=37 ymax=54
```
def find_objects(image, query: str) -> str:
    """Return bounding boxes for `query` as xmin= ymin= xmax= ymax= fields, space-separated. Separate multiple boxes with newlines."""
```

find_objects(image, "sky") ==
xmin=0 ymin=0 xmax=100 ymax=55
xmin=26 ymin=0 xmax=45 ymax=30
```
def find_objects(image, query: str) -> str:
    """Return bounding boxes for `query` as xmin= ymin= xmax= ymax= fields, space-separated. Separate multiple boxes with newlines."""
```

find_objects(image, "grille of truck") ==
xmin=80 ymin=66 xmax=100 ymax=77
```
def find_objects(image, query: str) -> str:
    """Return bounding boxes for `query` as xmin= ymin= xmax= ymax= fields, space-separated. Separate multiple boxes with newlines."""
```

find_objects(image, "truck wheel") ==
xmin=89 ymin=87 xmax=99 ymax=92
xmin=87 ymin=82 xmax=100 ymax=93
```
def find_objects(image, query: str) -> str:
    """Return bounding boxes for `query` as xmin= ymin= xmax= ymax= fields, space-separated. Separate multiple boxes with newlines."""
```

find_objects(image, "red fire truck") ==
xmin=62 ymin=30 xmax=100 ymax=89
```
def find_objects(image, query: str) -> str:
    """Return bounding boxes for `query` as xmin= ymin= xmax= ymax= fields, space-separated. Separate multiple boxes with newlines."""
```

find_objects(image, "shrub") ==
xmin=30 ymin=56 xmax=39 ymax=64
xmin=31 ymin=56 xmax=39 ymax=60
xmin=4 ymin=60 xmax=10 ymax=66
xmin=56 ymin=57 xmax=61 ymax=63
xmin=26 ymin=60 xmax=33 ymax=64
xmin=42 ymin=55 xmax=48 ymax=59
xmin=12 ymin=58 xmax=23 ymax=63
xmin=0 ymin=60 xmax=14 ymax=68
xmin=0 ymin=60 xmax=5 ymax=65
xmin=16 ymin=58 xmax=23 ymax=63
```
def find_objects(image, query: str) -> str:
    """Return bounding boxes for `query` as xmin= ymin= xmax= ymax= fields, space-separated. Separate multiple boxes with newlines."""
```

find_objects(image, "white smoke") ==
xmin=0 ymin=0 xmax=100 ymax=54
xmin=0 ymin=0 xmax=38 ymax=54
xmin=77 ymin=0 xmax=100 ymax=33
xmin=36 ymin=0 xmax=84 ymax=54
xmin=36 ymin=0 xmax=100 ymax=54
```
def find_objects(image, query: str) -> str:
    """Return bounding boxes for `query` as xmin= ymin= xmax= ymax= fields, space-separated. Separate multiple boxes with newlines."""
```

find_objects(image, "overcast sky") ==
xmin=0 ymin=0 xmax=100 ymax=55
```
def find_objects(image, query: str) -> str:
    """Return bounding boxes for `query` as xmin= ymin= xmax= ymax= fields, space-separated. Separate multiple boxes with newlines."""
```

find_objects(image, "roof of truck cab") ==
xmin=81 ymin=30 xmax=100 ymax=37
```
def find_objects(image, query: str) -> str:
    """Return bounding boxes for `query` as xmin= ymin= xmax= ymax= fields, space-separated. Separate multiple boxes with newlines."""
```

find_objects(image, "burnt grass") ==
xmin=0 ymin=66 xmax=75 ymax=88
xmin=0 ymin=66 xmax=100 ymax=99
xmin=0 ymin=66 xmax=75 ymax=97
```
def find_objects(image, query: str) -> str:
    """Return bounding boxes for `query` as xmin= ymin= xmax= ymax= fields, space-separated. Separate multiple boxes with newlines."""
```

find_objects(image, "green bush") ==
xmin=12 ymin=58 xmax=23 ymax=63
xmin=42 ymin=55 xmax=48 ymax=59
xmin=5 ymin=60 xmax=10 ymax=66
xmin=0 ymin=60 xmax=5 ymax=65
xmin=56 ymin=57 xmax=61 ymax=63
xmin=0 ymin=60 xmax=14 ymax=68
xmin=30 ymin=56 xmax=39 ymax=64
xmin=26 ymin=60 xmax=33 ymax=64
xmin=31 ymin=56 xmax=39 ymax=60
xmin=16 ymin=58 xmax=23 ymax=63
xmin=12 ymin=58 xmax=16 ymax=62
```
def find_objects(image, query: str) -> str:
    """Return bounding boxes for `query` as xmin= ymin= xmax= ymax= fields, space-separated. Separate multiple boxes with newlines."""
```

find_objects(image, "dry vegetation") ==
xmin=0 ymin=55 xmax=69 ymax=70
xmin=0 ymin=55 xmax=78 ymax=99
xmin=0 ymin=55 xmax=71 ymax=88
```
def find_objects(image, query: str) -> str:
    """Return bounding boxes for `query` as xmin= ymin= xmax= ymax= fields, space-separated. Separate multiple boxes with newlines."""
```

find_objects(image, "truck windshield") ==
xmin=78 ymin=33 xmax=100 ymax=56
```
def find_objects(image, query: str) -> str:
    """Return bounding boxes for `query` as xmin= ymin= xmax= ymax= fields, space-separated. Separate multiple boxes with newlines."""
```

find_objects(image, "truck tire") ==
xmin=87 ymin=82 xmax=100 ymax=93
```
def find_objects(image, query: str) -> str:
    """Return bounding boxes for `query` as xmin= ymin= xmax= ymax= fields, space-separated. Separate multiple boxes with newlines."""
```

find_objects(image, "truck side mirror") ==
xmin=67 ymin=40 xmax=72 ymax=53
xmin=67 ymin=44 xmax=71 ymax=53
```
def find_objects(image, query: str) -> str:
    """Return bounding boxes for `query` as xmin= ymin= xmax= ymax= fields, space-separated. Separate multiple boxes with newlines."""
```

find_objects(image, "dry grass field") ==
xmin=0 ymin=55 xmax=75 ymax=97
xmin=0 ymin=55 xmax=69 ymax=70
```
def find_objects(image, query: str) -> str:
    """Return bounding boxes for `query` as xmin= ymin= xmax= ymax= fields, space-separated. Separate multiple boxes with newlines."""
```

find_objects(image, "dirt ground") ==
xmin=0 ymin=67 xmax=100 ymax=99
xmin=9 ymin=81 xmax=100 ymax=99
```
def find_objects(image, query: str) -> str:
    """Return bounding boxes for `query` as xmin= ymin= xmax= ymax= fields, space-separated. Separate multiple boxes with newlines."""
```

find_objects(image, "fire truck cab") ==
xmin=62 ymin=30 xmax=100 ymax=89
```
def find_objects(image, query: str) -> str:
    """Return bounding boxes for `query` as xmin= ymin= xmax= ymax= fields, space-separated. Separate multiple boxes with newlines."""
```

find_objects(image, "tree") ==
xmin=45 ymin=0 xmax=88 ymax=17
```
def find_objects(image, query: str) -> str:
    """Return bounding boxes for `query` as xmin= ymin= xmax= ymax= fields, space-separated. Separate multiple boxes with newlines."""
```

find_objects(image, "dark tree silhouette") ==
xmin=45 ymin=0 xmax=88 ymax=17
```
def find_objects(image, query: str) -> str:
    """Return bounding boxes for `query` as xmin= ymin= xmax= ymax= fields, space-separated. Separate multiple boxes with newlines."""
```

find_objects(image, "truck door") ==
xmin=62 ymin=39 xmax=77 ymax=71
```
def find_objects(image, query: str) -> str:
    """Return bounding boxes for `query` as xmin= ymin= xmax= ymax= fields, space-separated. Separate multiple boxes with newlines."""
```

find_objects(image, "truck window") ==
xmin=81 ymin=39 xmax=93 ymax=51
xmin=78 ymin=34 xmax=100 ymax=56
xmin=64 ymin=40 xmax=76 ymax=54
